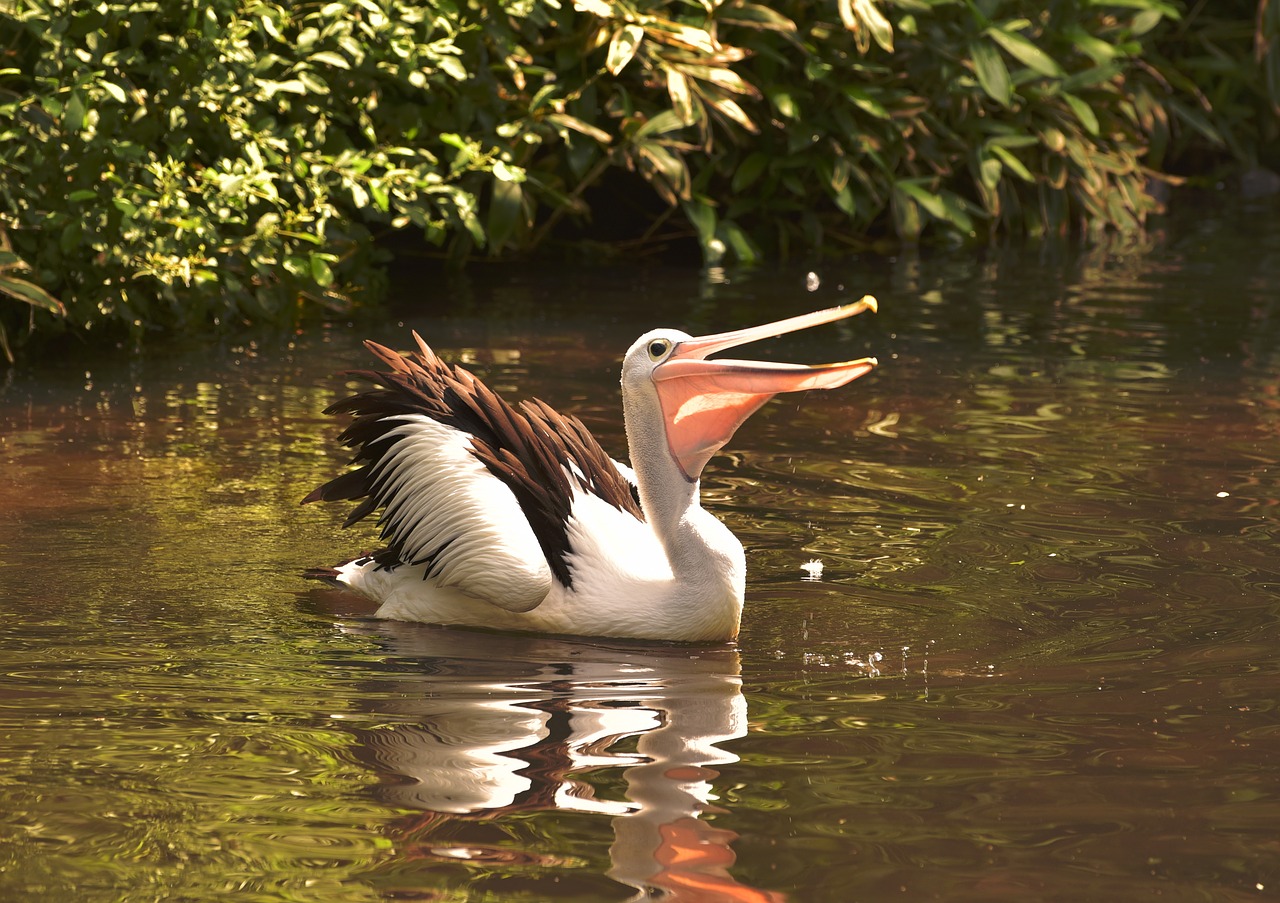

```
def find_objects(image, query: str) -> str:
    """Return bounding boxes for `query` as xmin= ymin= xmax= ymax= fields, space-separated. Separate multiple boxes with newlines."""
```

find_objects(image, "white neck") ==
xmin=622 ymin=390 xmax=745 ymax=602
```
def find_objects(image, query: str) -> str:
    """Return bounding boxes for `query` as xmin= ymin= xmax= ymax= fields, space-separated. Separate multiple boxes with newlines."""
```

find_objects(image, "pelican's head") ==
xmin=621 ymin=297 xmax=879 ymax=482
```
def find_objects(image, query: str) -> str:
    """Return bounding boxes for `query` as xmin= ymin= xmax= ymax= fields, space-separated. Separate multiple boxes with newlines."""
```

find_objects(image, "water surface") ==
xmin=2 ymin=199 xmax=1279 ymax=901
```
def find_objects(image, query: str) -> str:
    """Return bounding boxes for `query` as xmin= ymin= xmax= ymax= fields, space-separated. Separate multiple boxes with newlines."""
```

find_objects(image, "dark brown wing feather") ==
xmin=304 ymin=332 xmax=644 ymax=589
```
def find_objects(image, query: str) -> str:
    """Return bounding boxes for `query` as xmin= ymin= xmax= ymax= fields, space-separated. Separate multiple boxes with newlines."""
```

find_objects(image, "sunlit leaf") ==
xmin=606 ymin=24 xmax=644 ymax=76
xmin=648 ymin=20 xmax=717 ymax=54
xmin=708 ymin=96 xmax=757 ymax=132
xmin=716 ymin=4 xmax=796 ymax=33
xmin=635 ymin=109 xmax=690 ymax=140
xmin=310 ymin=51 xmax=349 ymax=69
xmin=100 ymin=80 xmax=127 ymax=103
xmin=572 ymin=0 xmax=613 ymax=17
xmin=438 ymin=56 xmax=467 ymax=81
xmin=492 ymin=160 xmax=524 ymax=183
xmin=666 ymin=68 xmax=695 ymax=124
xmin=546 ymin=113 xmax=612 ymax=144
xmin=838 ymin=0 xmax=894 ymax=53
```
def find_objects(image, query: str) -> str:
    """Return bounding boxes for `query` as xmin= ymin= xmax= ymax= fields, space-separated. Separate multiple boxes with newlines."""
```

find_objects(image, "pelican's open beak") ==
xmin=653 ymin=296 xmax=879 ymax=481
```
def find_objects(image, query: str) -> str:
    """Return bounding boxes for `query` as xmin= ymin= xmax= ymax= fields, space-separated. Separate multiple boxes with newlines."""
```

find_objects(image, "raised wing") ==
xmin=304 ymin=333 xmax=644 ymax=610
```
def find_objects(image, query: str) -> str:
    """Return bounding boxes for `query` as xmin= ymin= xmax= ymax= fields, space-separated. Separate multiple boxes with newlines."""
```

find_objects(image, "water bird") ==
xmin=304 ymin=298 xmax=878 ymax=641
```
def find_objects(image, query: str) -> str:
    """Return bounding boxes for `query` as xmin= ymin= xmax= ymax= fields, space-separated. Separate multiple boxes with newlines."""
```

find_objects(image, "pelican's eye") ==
xmin=647 ymin=338 xmax=671 ymax=361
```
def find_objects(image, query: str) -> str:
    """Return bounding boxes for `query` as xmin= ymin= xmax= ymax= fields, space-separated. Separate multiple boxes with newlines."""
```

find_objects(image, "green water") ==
xmin=2 ymin=198 xmax=1279 ymax=901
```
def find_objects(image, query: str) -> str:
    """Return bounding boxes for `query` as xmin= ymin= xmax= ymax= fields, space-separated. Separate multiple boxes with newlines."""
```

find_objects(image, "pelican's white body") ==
xmin=331 ymin=342 xmax=748 ymax=641
xmin=315 ymin=300 xmax=877 ymax=642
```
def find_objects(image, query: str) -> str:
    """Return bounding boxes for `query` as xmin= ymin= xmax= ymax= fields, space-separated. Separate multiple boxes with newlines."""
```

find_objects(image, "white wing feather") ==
xmin=371 ymin=414 xmax=552 ymax=612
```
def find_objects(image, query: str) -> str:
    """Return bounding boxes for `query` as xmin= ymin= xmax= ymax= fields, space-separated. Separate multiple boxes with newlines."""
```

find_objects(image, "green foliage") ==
xmin=0 ymin=0 xmax=1275 ymax=350
xmin=0 ymin=0 xmax=507 ymax=343
xmin=0 ymin=228 xmax=64 ymax=362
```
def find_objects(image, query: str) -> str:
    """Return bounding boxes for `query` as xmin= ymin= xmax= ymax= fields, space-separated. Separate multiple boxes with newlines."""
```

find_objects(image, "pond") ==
xmin=2 ymin=196 xmax=1279 ymax=901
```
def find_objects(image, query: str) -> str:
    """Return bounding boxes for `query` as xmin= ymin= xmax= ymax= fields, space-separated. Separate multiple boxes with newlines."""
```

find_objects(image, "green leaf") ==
xmin=1167 ymin=98 xmax=1224 ymax=146
xmin=309 ymin=253 xmax=334 ymax=287
xmin=686 ymin=197 xmax=716 ymax=253
xmin=842 ymin=85 xmax=890 ymax=119
xmin=937 ymin=190 xmax=975 ymax=233
xmin=1130 ymin=9 xmax=1165 ymax=36
xmin=633 ymin=110 xmax=688 ymax=140
xmin=487 ymin=177 xmax=524 ymax=253
xmin=769 ymin=88 xmax=798 ymax=119
xmin=1064 ymin=25 xmax=1117 ymax=65
xmin=1061 ymin=64 xmax=1122 ymax=93
xmin=970 ymin=39 xmax=1012 ymax=107
xmin=1090 ymin=0 xmax=1180 ymax=18
xmin=895 ymin=180 xmax=946 ymax=219
xmin=890 ymin=190 xmax=921 ymax=239
xmin=718 ymin=220 xmax=760 ymax=265
xmin=64 ymin=90 xmax=86 ymax=132
xmin=1063 ymin=93 xmax=1099 ymax=135
xmin=991 ymin=145 xmax=1033 ymax=181
xmin=833 ymin=183 xmax=856 ymax=216
xmin=985 ymin=25 xmax=1063 ymax=78
xmin=732 ymin=153 xmax=769 ymax=193
xmin=0 ymin=274 xmax=65 ymax=316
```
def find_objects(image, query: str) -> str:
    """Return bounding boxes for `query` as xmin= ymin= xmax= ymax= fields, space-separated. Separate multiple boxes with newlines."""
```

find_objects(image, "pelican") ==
xmin=304 ymin=297 xmax=878 ymax=642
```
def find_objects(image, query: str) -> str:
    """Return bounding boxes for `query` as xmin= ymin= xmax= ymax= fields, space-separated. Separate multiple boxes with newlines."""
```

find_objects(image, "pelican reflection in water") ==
xmin=329 ymin=616 xmax=785 ymax=902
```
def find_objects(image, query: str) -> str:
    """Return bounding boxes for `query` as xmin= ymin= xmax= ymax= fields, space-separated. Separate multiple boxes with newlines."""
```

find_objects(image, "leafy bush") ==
xmin=0 ymin=0 xmax=512 ymax=350
xmin=0 ymin=0 xmax=1275 ymax=352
